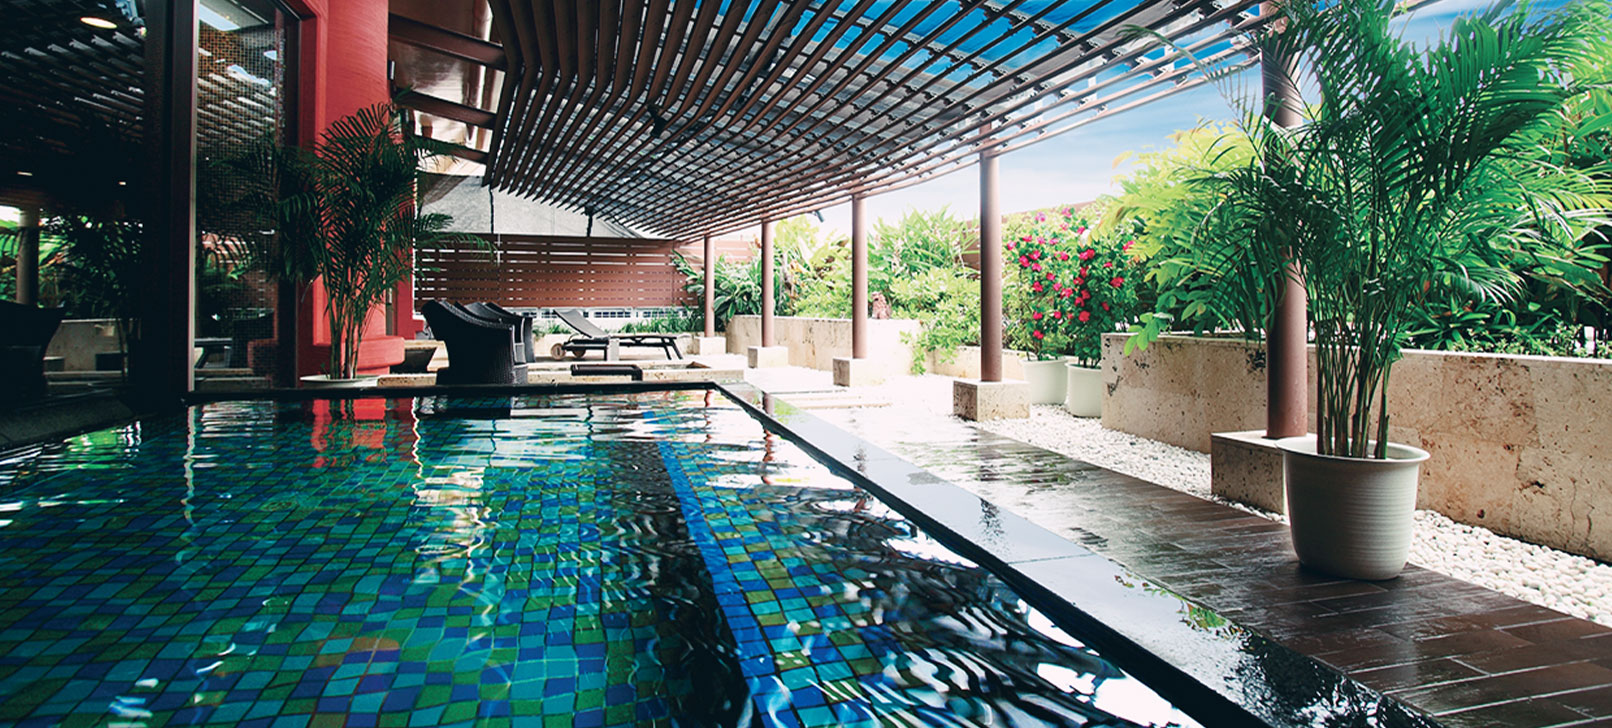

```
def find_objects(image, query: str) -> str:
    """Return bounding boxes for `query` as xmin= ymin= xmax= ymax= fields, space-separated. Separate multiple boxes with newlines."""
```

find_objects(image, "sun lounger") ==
xmin=550 ymin=308 xmax=681 ymax=361
xmin=464 ymin=302 xmax=534 ymax=364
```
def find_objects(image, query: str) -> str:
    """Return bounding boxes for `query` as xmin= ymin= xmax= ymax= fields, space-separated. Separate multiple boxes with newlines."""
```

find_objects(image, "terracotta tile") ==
xmin=1379 ymin=604 xmax=1572 ymax=641
xmin=1556 ymin=686 xmax=1612 ymax=719
xmin=1458 ymin=635 xmax=1612 ymax=674
xmin=1353 ymin=658 xmax=1486 ymax=693
xmin=1435 ymin=698 xmax=1591 ymax=728
xmin=1392 ymin=663 xmax=1612 ymax=714
xmin=1504 ymin=620 xmax=1612 ymax=644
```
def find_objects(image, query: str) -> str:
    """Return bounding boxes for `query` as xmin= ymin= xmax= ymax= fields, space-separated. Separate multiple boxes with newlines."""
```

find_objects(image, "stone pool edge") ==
xmin=715 ymin=380 xmax=1444 ymax=728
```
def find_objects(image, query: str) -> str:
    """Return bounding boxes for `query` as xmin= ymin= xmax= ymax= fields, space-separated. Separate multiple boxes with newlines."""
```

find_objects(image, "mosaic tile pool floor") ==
xmin=0 ymin=392 xmax=1198 ymax=727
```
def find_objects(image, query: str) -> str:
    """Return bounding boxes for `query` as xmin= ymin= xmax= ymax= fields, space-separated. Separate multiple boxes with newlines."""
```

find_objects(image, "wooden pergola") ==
xmin=389 ymin=0 xmax=1289 ymax=416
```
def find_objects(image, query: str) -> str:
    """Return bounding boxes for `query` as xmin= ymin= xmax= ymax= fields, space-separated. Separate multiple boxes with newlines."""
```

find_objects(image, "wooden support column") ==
xmin=1263 ymin=2 xmax=1307 ymax=439
xmin=979 ymin=150 xmax=1003 ymax=383
xmin=760 ymin=219 xmax=775 ymax=348
xmin=139 ymin=0 xmax=198 ymax=407
xmin=851 ymin=195 xmax=868 ymax=359
xmin=702 ymin=234 xmax=715 ymax=338
xmin=14 ymin=208 xmax=39 ymax=305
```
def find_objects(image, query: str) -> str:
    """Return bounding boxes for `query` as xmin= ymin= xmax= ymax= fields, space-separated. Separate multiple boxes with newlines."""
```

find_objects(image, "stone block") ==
xmin=832 ymin=357 xmax=884 ymax=387
xmin=691 ymin=336 xmax=727 ymax=356
xmin=747 ymin=345 xmax=789 ymax=368
xmin=1210 ymin=430 xmax=1288 ymax=514
xmin=952 ymin=378 xmax=1029 ymax=421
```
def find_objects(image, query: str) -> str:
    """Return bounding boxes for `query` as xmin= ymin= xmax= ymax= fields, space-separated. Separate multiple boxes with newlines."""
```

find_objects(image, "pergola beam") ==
xmin=388 ymin=12 xmax=507 ymax=70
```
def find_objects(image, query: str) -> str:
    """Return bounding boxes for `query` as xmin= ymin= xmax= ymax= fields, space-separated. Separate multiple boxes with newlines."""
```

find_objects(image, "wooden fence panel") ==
xmin=415 ymin=234 xmax=695 ymax=309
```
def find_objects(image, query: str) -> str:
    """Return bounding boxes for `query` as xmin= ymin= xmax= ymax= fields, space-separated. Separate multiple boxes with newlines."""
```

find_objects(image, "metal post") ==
xmin=979 ymin=151 xmax=1003 ymax=383
xmin=1263 ymin=1 xmax=1306 ymax=438
xmin=15 ymin=208 xmax=39 ymax=305
xmin=702 ymin=234 xmax=716 ymax=338
xmin=760 ymin=219 xmax=775 ymax=348
xmin=851 ymin=195 xmax=868 ymax=359
xmin=139 ymin=0 xmax=198 ymax=406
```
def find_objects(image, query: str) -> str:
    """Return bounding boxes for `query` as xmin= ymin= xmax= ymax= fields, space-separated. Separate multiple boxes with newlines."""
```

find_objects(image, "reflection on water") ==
xmin=0 ymin=392 xmax=1198 ymax=727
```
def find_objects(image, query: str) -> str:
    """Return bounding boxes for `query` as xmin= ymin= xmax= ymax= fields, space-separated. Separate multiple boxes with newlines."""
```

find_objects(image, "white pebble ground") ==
xmin=981 ymin=402 xmax=1612 ymax=627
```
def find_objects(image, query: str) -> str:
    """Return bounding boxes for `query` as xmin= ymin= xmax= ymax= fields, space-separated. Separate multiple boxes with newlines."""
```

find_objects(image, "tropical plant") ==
xmin=889 ymin=267 xmax=981 ymax=372
xmin=1164 ymin=0 xmax=1612 ymax=458
xmin=869 ymin=207 xmax=977 ymax=300
xmin=676 ymin=252 xmax=769 ymax=331
xmin=271 ymin=103 xmax=477 ymax=379
xmin=1098 ymin=126 xmax=1265 ymax=344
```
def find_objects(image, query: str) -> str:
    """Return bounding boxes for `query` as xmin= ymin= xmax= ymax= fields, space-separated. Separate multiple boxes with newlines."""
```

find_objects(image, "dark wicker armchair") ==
xmin=421 ymin=301 xmax=518 ymax=385
xmin=0 ymin=301 xmax=65 ymax=407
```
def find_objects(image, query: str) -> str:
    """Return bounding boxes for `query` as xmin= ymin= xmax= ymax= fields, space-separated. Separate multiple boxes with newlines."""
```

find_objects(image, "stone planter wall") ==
xmin=924 ymin=345 xmax=1029 ymax=380
xmin=726 ymin=316 xmax=921 ymax=380
xmin=1101 ymin=333 xmax=1612 ymax=560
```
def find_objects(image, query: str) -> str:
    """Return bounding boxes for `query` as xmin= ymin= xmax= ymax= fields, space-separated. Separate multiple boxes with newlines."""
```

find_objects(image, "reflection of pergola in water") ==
xmin=386 ymin=0 xmax=1311 ymax=429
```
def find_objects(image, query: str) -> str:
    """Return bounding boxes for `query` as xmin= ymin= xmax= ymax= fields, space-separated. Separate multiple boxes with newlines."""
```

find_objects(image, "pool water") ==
xmin=0 ymin=391 xmax=1199 ymax=727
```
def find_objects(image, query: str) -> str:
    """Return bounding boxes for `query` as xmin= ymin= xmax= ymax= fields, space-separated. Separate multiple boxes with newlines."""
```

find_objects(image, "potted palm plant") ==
xmin=1183 ymin=0 xmax=1611 ymax=578
xmin=268 ymin=103 xmax=475 ymax=385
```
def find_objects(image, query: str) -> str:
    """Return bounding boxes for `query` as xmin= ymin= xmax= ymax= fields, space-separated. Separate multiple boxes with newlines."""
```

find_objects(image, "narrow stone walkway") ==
xmin=745 ymin=368 xmax=1612 ymax=728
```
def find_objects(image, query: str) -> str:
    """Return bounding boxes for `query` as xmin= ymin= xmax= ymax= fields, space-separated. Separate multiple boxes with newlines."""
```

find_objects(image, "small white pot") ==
xmin=299 ymin=374 xmax=380 ymax=389
xmin=1279 ymin=435 xmax=1429 ymax=581
xmin=1064 ymin=364 xmax=1102 ymax=417
xmin=1022 ymin=357 xmax=1068 ymax=404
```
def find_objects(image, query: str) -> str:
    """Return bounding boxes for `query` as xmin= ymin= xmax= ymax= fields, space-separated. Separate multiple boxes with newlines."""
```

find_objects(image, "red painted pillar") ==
xmin=289 ymin=0 xmax=404 ymax=377
xmin=760 ymin=220 xmax=775 ymax=348
xmin=851 ymin=196 xmax=868 ymax=359
xmin=979 ymin=151 xmax=1003 ymax=383
xmin=702 ymin=234 xmax=716 ymax=338
xmin=1263 ymin=2 xmax=1307 ymax=438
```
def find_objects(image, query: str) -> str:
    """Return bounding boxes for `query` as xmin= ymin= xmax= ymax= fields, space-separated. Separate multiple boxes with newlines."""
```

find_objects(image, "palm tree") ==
xmin=1194 ymin=0 xmax=1612 ymax=457
xmin=275 ymin=103 xmax=478 ymax=380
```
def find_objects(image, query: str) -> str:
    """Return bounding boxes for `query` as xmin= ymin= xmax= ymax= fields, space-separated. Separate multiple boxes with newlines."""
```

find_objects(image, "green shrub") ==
xmin=889 ymin=268 xmax=980 ymax=372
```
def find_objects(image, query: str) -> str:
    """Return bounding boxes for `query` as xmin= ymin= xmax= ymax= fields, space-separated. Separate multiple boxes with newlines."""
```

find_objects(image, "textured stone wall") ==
xmin=1101 ymin=333 xmax=1612 ymax=560
xmin=726 ymin=316 xmax=921 ymax=380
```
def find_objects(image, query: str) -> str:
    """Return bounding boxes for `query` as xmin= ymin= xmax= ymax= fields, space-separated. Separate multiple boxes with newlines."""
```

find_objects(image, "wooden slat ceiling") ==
xmin=394 ymin=0 xmax=1269 ymax=240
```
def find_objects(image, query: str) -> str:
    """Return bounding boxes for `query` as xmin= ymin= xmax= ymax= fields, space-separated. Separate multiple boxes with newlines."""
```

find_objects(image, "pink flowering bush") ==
xmin=1006 ymin=207 xmax=1141 ymax=366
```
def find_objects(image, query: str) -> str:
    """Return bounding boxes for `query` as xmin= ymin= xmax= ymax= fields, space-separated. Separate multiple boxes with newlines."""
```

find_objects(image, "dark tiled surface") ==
xmin=803 ymin=398 xmax=1612 ymax=728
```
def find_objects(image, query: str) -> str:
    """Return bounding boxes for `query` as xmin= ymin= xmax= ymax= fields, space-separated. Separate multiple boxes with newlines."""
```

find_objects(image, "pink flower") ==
xmin=1022 ymin=235 xmax=1032 ymax=242
xmin=1123 ymin=239 xmax=1135 ymax=252
xmin=1110 ymin=276 xmax=1125 ymax=288
xmin=1050 ymin=310 xmax=1062 ymax=319
xmin=1059 ymin=288 xmax=1072 ymax=299
xmin=1080 ymin=266 xmax=1089 ymax=278
xmin=1076 ymin=226 xmax=1088 ymax=235
xmin=1036 ymin=212 xmax=1046 ymax=222
xmin=1103 ymin=261 xmax=1114 ymax=269
xmin=1101 ymin=302 xmax=1111 ymax=311
xmin=1032 ymin=311 xmax=1043 ymax=321
xmin=1019 ymin=255 xmax=1030 ymax=267
xmin=1031 ymin=263 xmax=1042 ymax=272
xmin=1006 ymin=241 xmax=1016 ymax=251
xmin=1057 ymin=251 xmax=1070 ymax=261
xmin=1078 ymin=249 xmax=1096 ymax=261
xmin=1078 ymin=310 xmax=1092 ymax=323
xmin=1032 ymin=282 xmax=1043 ymax=293
xmin=1045 ymin=271 xmax=1054 ymax=281
xmin=1072 ymin=277 xmax=1084 ymax=287
xmin=1033 ymin=329 xmax=1045 ymax=339
xmin=1030 ymin=250 xmax=1041 ymax=260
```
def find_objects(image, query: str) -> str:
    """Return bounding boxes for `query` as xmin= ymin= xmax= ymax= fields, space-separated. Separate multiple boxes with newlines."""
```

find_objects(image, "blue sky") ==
xmin=811 ymin=0 xmax=1500 ymax=238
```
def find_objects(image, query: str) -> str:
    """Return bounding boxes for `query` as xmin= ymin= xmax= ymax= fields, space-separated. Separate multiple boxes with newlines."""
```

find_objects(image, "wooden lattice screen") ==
xmin=414 ymin=234 xmax=693 ymax=309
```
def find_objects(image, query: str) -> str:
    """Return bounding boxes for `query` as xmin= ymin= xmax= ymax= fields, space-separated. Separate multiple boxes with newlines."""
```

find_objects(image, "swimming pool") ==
xmin=0 ymin=389 xmax=1206 ymax=727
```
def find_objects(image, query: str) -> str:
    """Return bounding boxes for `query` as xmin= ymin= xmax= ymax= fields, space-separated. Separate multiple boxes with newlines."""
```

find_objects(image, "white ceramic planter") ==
xmin=1064 ymin=364 xmax=1102 ymax=417
xmin=298 ymin=374 xmax=380 ymax=389
xmin=1279 ymin=436 xmax=1429 ymax=580
xmin=1022 ymin=357 xmax=1068 ymax=404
